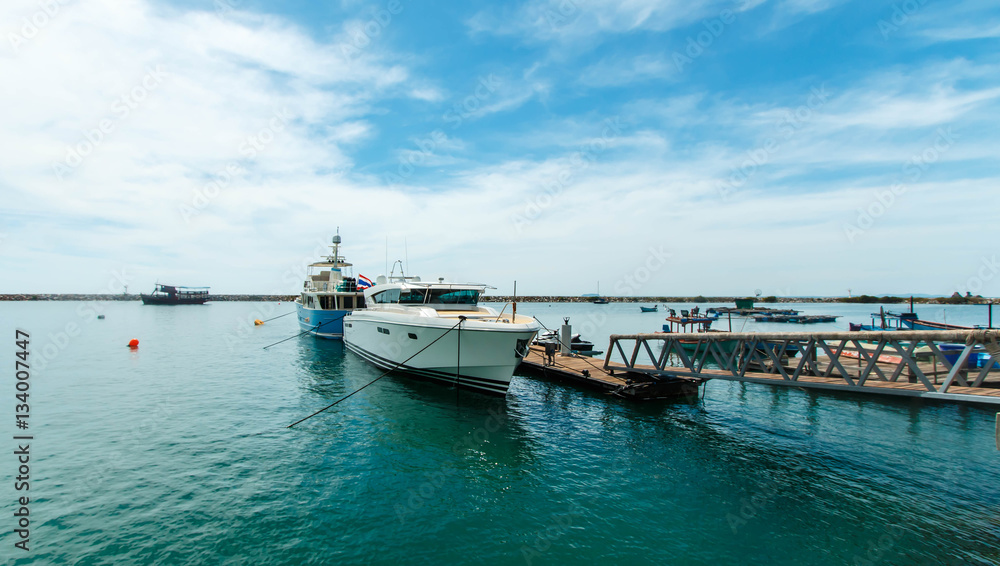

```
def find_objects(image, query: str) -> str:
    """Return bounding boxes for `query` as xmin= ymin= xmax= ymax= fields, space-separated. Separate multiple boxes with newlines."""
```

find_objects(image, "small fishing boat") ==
xmin=756 ymin=314 xmax=840 ymax=324
xmin=591 ymin=283 xmax=609 ymax=304
xmin=140 ymin=284 xmax=209 ymax=305
xmin=849 ymin=309 xmax=975 ymax=332
xmin=640 ymin=306 xmax=658 ymax=313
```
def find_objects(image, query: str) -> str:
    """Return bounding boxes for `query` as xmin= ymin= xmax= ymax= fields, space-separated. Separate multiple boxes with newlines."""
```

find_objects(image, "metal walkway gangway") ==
xmin=603 ymin=330 xmax=1000 ymax=405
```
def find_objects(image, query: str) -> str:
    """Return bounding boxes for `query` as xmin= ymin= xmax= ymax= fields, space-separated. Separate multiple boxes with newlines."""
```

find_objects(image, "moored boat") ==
xmin=140 ymin=284 xmax=209 ymax=305
xmin=640 ymin=306 xmax=658 ymax=313
xmin=344 ymin=271 xmax=541 ymax=396
xmin=533 ymin=330 xmax=595 ymax=353
xmin=295 ymin=231 xmax=367 ymax=339
xmin=849 ymin=309 xmax=976 ymax=332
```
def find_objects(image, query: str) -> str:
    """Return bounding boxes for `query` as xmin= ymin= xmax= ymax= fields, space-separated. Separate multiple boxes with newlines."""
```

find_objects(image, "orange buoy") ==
xmin=254 ymin=319 xmax=264 ymax=326
xmin=128 ymin=339 xmax=139 ymax=348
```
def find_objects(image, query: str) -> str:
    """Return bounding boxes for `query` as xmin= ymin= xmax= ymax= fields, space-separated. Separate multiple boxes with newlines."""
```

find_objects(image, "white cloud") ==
xmin=467 ymin=0 xmax=738 ymax=44
xmin=921 ymin=22 xmax=1000 ymax=41
xmin=577 ymin=54 xmax=673 ymax=87
xmin=0 ymin=0 xmax=426 ymax=292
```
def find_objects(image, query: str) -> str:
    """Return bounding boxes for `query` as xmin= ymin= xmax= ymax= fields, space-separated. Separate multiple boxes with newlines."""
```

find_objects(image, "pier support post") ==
xmin=996 ymin=413 xmax=999 ymax=451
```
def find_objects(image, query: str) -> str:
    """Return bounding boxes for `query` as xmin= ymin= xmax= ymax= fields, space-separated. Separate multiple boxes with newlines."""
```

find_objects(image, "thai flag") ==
xmin=358 ymin=274 xmax=373 ymax=289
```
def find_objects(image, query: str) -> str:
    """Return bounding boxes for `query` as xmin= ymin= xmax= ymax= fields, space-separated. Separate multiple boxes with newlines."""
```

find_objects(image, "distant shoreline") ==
xmin=0 ymin=294 xmax=993 ymax=305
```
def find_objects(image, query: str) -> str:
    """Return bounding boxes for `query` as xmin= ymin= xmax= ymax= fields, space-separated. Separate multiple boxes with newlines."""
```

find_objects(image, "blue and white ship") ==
xmin=295 ymin=231 xmax=369 ymax=339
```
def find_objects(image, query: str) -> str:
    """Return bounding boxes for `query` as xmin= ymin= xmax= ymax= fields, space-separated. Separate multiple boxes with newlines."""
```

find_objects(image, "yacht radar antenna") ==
xmin=329 ymin=228 xmax=342 ymax=265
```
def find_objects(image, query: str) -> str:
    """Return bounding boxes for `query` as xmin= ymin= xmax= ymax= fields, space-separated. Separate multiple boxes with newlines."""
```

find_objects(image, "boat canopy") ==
xmin=155 ymin=284 xmax=209 ymax=294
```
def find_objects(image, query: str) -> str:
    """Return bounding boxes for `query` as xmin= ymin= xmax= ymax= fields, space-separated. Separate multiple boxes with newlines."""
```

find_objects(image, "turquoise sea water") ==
xmin=2 ymin=301 xmax=999 ymax=565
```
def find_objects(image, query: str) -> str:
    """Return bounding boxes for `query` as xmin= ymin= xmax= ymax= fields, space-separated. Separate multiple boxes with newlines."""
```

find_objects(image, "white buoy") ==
xmin=560 ymin=317 xmax=572 ymax=356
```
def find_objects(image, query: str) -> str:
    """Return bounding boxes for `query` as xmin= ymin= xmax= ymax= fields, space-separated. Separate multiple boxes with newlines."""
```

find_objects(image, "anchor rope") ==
xmin=287 ymin=318 xmax=465 ymax=428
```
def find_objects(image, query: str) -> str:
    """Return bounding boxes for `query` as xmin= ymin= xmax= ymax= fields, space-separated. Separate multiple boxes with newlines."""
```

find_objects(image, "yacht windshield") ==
xmin=371 ymin=287 xmax=480 ymax=305
xmin=372 ymin=289 xmax=400 ymax=304
xmin=426 ymin=289 xmax=480 ymax=305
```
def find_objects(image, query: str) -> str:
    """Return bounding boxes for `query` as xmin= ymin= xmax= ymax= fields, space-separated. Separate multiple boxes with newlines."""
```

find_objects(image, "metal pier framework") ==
xmin=604 ymin=330 xmax=1000 ymax=405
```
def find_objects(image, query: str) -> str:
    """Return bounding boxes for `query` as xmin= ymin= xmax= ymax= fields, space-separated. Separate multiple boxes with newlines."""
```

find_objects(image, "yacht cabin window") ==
xmin=398 ymin=289 xmax=427 ymax=304
xmin=372 ymin=289 xmax=400 ymax=304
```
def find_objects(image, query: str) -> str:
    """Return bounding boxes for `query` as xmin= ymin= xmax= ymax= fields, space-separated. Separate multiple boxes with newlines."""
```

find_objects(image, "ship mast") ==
xmin=329 ymin=228 xmax=342 ymax=266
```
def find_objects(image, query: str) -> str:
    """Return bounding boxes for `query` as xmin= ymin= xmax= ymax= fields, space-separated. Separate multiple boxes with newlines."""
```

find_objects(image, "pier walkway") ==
xmin=603 ymin=330 xmax=1000 ymax=405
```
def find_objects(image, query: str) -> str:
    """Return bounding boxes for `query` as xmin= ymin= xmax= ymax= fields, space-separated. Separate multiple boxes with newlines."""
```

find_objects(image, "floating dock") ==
xmin=519 ymin=346 xmax=701 ymax=400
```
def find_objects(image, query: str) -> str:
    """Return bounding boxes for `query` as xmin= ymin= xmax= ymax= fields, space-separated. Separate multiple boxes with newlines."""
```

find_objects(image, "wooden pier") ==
xmin=518 ymin=346 xmax=702 ymax=400
xmin=604 ymin=330 xmax=1000 ymax=406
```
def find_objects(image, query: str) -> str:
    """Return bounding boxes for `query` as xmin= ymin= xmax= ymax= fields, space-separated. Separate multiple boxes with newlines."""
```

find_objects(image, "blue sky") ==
xmin=1 ymin=0 xmax=998 ymax=296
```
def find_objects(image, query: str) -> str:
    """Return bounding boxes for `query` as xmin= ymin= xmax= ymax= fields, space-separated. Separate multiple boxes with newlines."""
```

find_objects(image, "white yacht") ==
xmin=343 ymin=268 xmax=541 ymax=396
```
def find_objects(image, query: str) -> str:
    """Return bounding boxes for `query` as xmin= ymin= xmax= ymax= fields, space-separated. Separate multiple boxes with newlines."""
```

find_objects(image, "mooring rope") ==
xmin=262 ymin=313 xmax=349 ymax=350
xmin=287 ymin=318 xmax=466 ymax=428
xmin=260 ymin=310 xmax=296 ymax=323
xmin=969 ymin=329 xmax=1000 ymax=359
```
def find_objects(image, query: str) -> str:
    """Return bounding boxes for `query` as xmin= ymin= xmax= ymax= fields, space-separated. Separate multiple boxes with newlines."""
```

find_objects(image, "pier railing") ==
xmin=604 ymin=330 xmax=1000 ymax=404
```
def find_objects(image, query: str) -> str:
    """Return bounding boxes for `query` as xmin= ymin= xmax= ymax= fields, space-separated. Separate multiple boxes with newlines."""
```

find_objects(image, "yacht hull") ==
xmin=344 ymin=315 xmax=537 ymax=395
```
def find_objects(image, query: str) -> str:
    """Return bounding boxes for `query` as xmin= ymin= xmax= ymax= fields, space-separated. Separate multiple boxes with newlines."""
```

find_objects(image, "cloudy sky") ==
xmin=1 ymin=0 xmax=997 ymax=296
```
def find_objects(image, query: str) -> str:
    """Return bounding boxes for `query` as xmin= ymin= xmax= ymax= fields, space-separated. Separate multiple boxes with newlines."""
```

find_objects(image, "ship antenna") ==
xmin=331 ymin=227 xmax=342 ymax=265
xmin=404 ymin=238 xmax=409 ymax=277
